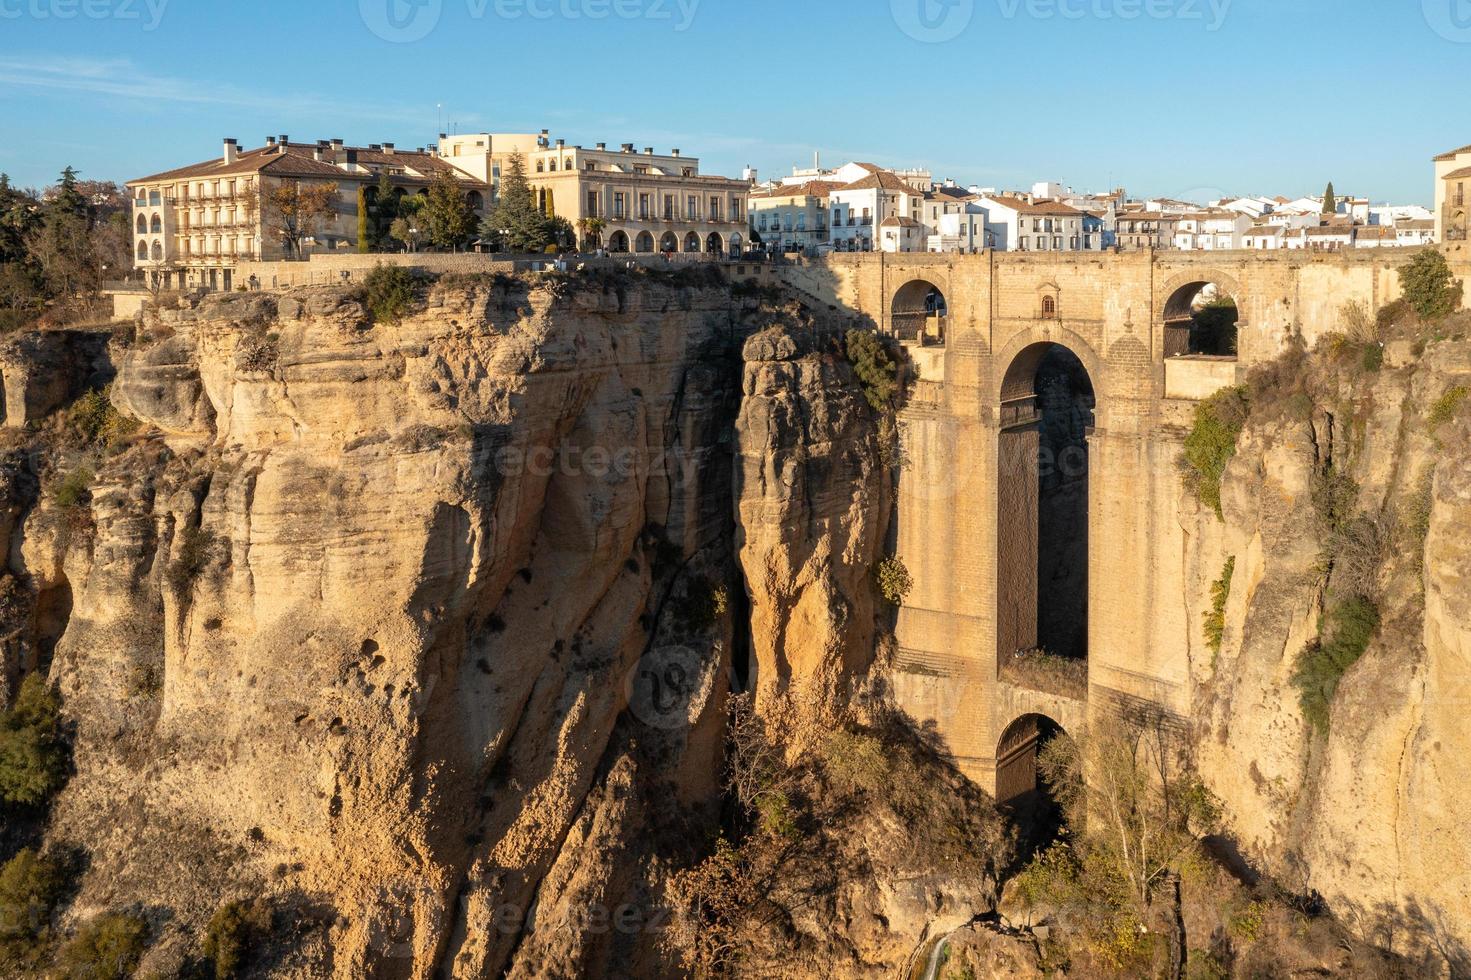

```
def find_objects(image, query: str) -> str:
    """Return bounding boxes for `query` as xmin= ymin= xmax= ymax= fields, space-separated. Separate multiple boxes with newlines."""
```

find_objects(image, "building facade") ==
xmin=1436 ymin=143 xmax=1471 ymax=245
xmin=129 ymin=136 xmax=489 ymax=291
xmin=749 ymin=180 xmax=840 ymax=252
xmin=464 ymin=134 xmax=751 ymax=255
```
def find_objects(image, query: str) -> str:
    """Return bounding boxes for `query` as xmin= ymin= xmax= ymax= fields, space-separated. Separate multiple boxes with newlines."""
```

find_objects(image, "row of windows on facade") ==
xmin=535 ymin=156 xmax=696 ymax=178
xmin=136 ymin=211 xmax=254 ymax=233
xmin=137 ymin=239 xmax=255 ymax=260
xmin=585 ymin=191 xmax=744 ymax=221
xmin=136 ymin=178 xmax=258 ymax=206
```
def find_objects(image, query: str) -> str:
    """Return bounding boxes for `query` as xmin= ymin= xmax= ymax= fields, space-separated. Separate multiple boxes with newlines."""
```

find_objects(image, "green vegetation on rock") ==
xmin=0 ymin=673 xmax=67 ymax=808
xmin=362 ymin=263 xmax=419 ymax=324
xmin=1399 ymin=249 xmax=1463 ymax=322
xmin=1292 ymin=595 xmax=1380 ymax=733
xmin=873 ymin=556 xmax=912 ymax=606
xmin=843 ymin=328 xmax=899 ymax=414
xmin=1180 ymin=386 xmax=1250 ymax=518
xmin=1203 ymin=556 xmax=1235 ymax=663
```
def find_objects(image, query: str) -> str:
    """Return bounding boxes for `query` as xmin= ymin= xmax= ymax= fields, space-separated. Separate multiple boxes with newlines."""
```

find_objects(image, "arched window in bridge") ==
xmin=1042 ymin=295 xmax=1057 ymax=319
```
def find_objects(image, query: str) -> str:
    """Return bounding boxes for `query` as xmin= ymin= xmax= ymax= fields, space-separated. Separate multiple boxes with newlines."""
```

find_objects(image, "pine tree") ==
xmin=1321 ymin=182 xmax=1336 ymax=216
xmin=481 ymin=152 xmax=551 ymax=253
xmin=47 ymin=166 xmax=87 ymax=221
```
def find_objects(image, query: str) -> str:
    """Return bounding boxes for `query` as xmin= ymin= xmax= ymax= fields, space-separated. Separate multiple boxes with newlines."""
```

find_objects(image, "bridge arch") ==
xmin=1159 ymin=268 xmax=1248 ymax=358
xmin=995 ymin=712 xmax=1065 ymax=806
xmin=890 ymin=278 xmax=949 ymax=344
xmin=995 ymin=333 xmax=1098 ymax=668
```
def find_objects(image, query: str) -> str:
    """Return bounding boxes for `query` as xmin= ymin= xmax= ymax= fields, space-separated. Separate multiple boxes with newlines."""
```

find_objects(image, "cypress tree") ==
xmin=1322 ymin=182 xmax=1336 ymax=216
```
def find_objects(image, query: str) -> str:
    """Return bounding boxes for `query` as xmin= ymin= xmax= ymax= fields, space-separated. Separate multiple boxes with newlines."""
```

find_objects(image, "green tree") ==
xmin=420 ymin=171 xmax=476 ymax=251
xmin=370 ymin=171 xmax=399 ymax=247
xmin=356 ymin=187 xmax=370 ymax=253
xmin=1321 ymin=182 xmax=1336 ymax=215
xmin=46 ymin=166 xmax=87 ymax=221
xmin=0 ymin=673 xmax=68 ymax=807
xmin=480 ymin=152 xmax=551 ymax=253
xmin=1399 ymin=248 xmax=1463 ymax=321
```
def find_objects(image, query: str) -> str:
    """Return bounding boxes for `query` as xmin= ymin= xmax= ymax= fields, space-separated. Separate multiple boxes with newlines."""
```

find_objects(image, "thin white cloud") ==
xmin=0 ymin=55 xmax=470 ymax=130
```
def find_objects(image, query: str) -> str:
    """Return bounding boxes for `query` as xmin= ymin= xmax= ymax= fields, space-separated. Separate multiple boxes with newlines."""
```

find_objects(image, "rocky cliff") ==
xmin=1183 ymin=329 xmax=1471 ymax=967
xmin=0 ymin=270 xmax=966 ymax=979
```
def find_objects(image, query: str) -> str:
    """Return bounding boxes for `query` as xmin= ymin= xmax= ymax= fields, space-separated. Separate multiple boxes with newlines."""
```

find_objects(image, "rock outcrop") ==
xmin=1185 ymin=339 xmax=1471 ymax=966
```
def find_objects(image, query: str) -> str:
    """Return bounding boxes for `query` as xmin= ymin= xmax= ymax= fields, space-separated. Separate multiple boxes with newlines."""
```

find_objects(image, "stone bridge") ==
xmin=774 ymin=248 xmax=1424 ymax=796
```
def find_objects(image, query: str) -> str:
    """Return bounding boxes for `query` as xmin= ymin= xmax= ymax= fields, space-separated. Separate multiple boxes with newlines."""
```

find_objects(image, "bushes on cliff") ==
xmin=0 ymin=847 xmax=70 ymax=970
xmin=1292 ymin=595 xmax=1380 ymax=733
xmin=1203 ymin=556 xmax=1235 ymax=663
xmin=0 ymin=673 xmax=67 ymax=808
xmin=54 ymin=912 xmax=148 ymax=980
xmin=1179 ymin=386 xmax=1250 ymax=518
xmin=1399 ymin=249 xmax=1463 ymax=322
xmin=166 ymin=525 xmax=221 ymax=598
xmin=201 ymin=899 xmax=271 ymax=979
xmin=362 ymin=263 xmax=418 ymax=324
xmin=844 ymin=328 xmax=899 ymax=414
xmin=51 ymin=466 xmax=93 ymax=509
xmin=873 ymin=556 xmax=912 ymax=605
xmin=67 ymin=387 xmax=138 ymax=453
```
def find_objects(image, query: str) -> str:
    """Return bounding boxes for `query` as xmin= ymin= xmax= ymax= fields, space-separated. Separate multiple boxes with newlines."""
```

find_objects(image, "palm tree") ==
xmin=579 ymin=216 xmax=606 ymax=251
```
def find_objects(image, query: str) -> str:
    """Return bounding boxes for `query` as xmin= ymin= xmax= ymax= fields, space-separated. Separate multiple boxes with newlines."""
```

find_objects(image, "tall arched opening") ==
xmin=996 ymin=712 xmax=1068 ymax=852
xmin=1163 ymin=280 xmax=1239 ymax=357
xmin=997 ymin=342 xmax=1096 ymax=665
xmin=890 ymin=278 xmax=948 ymax=344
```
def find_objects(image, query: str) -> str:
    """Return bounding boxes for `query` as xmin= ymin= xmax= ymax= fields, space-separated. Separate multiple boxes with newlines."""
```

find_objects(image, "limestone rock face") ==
xmin=8 ymin=276 xmax=922 ymax=979
xmin=1187 ymin=344 xmax=1471 ymax=960
xmin=0 ymin=328 xmax=111 ymax=427
xmin=32 ymin=277 xmax=754 ymax=978
xmin=735 ymin=328 xmax=891 ymax=709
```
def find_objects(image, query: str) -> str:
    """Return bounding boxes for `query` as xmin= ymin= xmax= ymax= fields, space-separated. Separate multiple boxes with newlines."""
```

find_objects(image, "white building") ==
xmin=976 ymin=196 xmax=1094 ymax=251
xmin=1242 ymin=225 xmax=1287 ymax=250
xmin=928 ymin=206 xmax=994 ymax=253
xmin=1396 ymin=218 xmax=1436 ymax=246
xmin=1173 ymin=211 xmax=1251 ymax=250
xmin=830 ymin=168 xmax=926 ymax=252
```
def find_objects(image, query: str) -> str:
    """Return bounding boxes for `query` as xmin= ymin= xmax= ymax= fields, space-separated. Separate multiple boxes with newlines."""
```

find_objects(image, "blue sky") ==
xmin=1 ymin=0 xmax=1468 ymax=203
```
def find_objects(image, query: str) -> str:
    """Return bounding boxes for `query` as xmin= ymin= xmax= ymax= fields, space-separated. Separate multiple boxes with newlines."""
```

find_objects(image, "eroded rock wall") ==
xmin=1185 ymin=340 xmax=1471 ymax=964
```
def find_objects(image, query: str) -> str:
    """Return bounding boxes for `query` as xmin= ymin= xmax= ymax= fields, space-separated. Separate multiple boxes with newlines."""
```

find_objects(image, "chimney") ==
xmin=223 ymin=138 xmax=238 ymax=164
xmin=265 ymin=136 xmax=276 ymax=147
xmin=313 ymin=146 xmax=324 ymax=162
xmin=345 ymin=149 xmax=358 ymax=164
xmin=331 ymin=138 xmax=344 ymax=151
xmin=671 ymin=148 xmax=680 ymax=157
xmin=278 ymin=134 xmax=289 ymax=145
xmin=382 ymin=142 xmax=395 ymax=154
xmin=644 ymin=147 xmax=654 ymax=155
xmin=621 ymin=143 xmax=634 ymax=153
xmin=555 ymin=138 xmax=564 ymax=148
xmin=596 ymin=142 xmax=606 ymax=150
xmin=369 ymin=144 xmax=382 ymax=151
